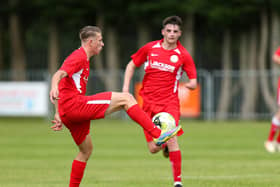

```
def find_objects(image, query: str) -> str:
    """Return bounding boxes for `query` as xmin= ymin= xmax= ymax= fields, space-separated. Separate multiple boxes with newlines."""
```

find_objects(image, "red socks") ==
xmin=277 ymin=132 xmax=280 ymax=143
xmin=169 ymin=150 xmax=182 ymax=183
xmin=69 ymin=160 xmax=87 ymax=187
xmin=127 ymin=104 xmax=161 ymax=138
xmin=268 ymin=124 xmax=278 ymax=141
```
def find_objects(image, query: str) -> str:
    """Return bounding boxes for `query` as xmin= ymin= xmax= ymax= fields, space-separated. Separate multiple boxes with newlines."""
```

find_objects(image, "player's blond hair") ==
xmin=79 ymin=26 xmax=101 ymax=42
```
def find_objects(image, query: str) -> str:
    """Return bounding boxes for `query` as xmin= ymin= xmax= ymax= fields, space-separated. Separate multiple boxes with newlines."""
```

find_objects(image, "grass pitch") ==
xmin=0 ymin=118 xmax=280 ymax=187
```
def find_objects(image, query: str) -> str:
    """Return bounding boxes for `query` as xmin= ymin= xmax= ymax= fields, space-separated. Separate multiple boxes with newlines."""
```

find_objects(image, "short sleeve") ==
xmin=182 ymin=52 xmax=197 ymax=79
xmin=131 ymin=43 xmax=151 ymax=67
xmin=60 ymin=55 xmax=84 ymax=77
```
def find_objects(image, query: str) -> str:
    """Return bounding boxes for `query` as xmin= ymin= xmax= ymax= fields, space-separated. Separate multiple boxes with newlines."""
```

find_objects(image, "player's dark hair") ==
xmin=79 ymin=26 xmax=101 ymax=42
xmin=162 ymin=16 xmax=182 ymax=29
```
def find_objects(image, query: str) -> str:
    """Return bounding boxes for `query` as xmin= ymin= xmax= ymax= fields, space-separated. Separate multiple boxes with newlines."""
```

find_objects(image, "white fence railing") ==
xmin=0 ymin=69 xmax=278 ymax=120
xmin=88 ymin=69 xmax=278 ymax=120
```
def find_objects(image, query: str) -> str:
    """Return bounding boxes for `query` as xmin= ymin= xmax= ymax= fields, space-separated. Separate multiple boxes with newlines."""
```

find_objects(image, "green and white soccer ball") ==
xmin=152 ymin=112 xmax=176 ymax=132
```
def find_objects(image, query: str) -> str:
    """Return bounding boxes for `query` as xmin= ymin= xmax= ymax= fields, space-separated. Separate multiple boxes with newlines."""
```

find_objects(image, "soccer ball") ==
xmin=152 ymin=112 xmax=176 ymax=132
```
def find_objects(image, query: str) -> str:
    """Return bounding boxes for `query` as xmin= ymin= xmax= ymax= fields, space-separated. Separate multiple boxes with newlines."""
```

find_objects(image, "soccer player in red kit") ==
xmin=265 ymin=47 xmax=280 ymax=153
xmin=122 ymin=16 xmax=197 ymax=187
xmin=49 ymin=26 xmax=181 ymax=187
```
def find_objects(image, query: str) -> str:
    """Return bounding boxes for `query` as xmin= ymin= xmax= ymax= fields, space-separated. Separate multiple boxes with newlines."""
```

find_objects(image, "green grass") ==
xmin=1 ymin=118 xmax=280 ymax=187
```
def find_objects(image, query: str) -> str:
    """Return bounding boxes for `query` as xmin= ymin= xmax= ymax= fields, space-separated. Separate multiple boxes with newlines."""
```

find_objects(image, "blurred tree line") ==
xmin=1 ymin=0 xmax=280 ymax=118
xmin=0 ymin=0 xmax=280 ymax=79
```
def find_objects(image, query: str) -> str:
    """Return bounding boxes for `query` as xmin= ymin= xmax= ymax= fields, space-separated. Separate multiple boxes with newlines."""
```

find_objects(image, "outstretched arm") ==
xmin=122 ymin=60 xmax=137 ymax=93
xmin=49 ymin=70 xmax=67 ymax=131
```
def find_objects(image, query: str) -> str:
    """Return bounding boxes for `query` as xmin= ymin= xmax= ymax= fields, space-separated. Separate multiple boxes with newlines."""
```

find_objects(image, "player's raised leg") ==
xmin=105 ymin=92 xmax=181 ymax=143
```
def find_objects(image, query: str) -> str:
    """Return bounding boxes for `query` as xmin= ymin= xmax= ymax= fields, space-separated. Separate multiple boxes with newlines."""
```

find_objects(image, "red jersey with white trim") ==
xmin=58 ymin=47 xmax=90 ymax=114
xmin=132 ymin=39 xmax=197 ymax=105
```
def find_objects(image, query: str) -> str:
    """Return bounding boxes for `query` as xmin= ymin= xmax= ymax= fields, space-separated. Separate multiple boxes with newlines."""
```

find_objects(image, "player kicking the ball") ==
xmin=49 ymin=26 xmax=181 ymax=187
xmin=123 ymin=16 xmax=197 ymax=187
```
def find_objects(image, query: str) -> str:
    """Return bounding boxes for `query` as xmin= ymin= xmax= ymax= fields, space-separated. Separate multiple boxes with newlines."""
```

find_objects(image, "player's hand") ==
xmin=51 ymin=113 xmax=63 ymax=131
xmin=184 ymin=79 xmax=197 ymax=90
xmin=49 ymin=87 xmax=60 ymax=104
xmin=184 ymin=82 xmax=193 ymax=90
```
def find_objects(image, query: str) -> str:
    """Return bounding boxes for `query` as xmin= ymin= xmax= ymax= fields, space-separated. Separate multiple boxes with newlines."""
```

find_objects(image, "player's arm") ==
xmin=184 ymin=78 xmax=197 ymax=90
xmin=51 ymin=100 xmax=63 ymax=131
xmin=122 ymin=60 xmax=137 ymax=92
xmin=273 ymin=53 xmax=280 ymax=65
xmin=49 ymin=70 xmax=68 ymax=103
xmin=182 ymin=51 xmax=198 ymax=90
xmin=49 ymin=70 xmax=67 ymax=131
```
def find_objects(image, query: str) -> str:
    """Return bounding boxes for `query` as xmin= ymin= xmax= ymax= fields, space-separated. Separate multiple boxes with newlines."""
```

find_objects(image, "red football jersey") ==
xmin=132 ymin=39 xmax=197 ymax=105
xmin=58 ymin=47 xmax=90 ymax=114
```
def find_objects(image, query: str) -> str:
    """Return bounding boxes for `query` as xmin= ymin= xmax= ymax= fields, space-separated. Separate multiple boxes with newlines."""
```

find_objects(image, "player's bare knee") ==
xmin=149 ymin=148 xmax=159 ymax=154
xmin=126 ymin=93 xmax=137 ymax=104
xmin=121 ymin=92 xmax=135 ymax=102
xmin=120 ymin=92 xmax=137 ymax=109
xmin=149 ymin=147 xmax=162 ymax=154
xmin=147 ymin=143 xmax=161 ymax=154
xmin=112 ymin=92 xmax=136 ymax=104
xmin=81 ymin=148 xmax=93 ymax=160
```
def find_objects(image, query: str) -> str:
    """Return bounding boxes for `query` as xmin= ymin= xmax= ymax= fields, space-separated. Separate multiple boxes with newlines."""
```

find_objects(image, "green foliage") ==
xmin=1 ymin=0 xmax=280 ymax=70
xmin=127 ymin=0 xmax=194 ymax=26
xmin=0 ymin=118 xmax=279 ymax=186
xmin=1 ymin=0 xmax=272 ymax=32
xmin=191 ymin=0 xmax=264 ymax=30
xmin=271 ymin=0 xmax=280 ymax=11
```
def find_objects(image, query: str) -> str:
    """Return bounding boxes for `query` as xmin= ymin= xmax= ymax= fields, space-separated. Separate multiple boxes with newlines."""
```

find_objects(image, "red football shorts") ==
xmin=142 ymin=102 xmax=184 ymax=142
xmin=59 ymin=92 xmax=112 ymax=145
